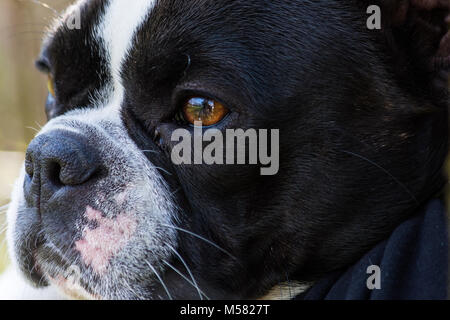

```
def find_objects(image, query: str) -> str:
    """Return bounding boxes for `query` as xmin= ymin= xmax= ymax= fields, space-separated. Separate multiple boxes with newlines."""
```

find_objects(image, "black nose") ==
xmin=24 ymin=130 xmax=101 ymax=208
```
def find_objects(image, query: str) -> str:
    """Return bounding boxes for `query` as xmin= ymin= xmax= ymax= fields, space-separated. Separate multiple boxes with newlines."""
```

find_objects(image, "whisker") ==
xmin=0 ymin=204 xmax=11 ymax=212
xmin=34 ymin=121 xmax=44 ymax=130
xmin=160 ymin=223 xmax=236 ymax=261
xmin=0 ymin=224 xmax=7 ymax=234
xmin=163 ymin=260 xmax=209 ymax=300
xmin=146 ymin=261 xmax=173 ymax=300
xmin=170 ymin=188 xmax=181 ymax=197
xmin=342 ymin=150 xmax=419 ymax=204
xmin=142 ymin=150 xmax=158 ymax=154
xmin=16 ymin=0 xmax=59 ymax=16
xmin=166 ymin=244 xmax=205 ymax=300
xmin=121 ymin=279 xmax=146 ymax=300
xmin=151 ymin=166 xmax=172 ymax=176
xmin=26 ymin=126 xmax=41 ymax=134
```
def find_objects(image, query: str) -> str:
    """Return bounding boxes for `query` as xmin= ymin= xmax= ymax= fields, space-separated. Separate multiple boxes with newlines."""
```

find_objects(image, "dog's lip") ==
xmin=33 ymin=242 xmax=104 ymax=299
xmin=49 ymin=278 xmax=99 ymax=300
xmin=18 ymin=247 xmax=49 ymax=288
xmin=15 ymin=222 xmax=49 ymax=287
xmin=20 ymin=240 xmax=78 ymax=290
xmin=45 ymin=271 xmax=100 ymax=300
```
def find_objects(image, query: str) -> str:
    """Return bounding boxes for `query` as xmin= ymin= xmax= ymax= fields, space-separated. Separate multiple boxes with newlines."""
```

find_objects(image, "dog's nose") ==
xmin=24 ymin=130 xmax=101 ymax=207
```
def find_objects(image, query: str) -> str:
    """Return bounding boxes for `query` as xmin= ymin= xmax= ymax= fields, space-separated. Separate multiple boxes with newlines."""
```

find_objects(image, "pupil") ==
xmin=203 ymin=100 xmax=213 ymax=108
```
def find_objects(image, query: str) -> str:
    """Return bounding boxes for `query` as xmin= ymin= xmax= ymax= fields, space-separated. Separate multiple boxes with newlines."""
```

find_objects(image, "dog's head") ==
xmin=6 ymin=0 xmax=449 ymax=299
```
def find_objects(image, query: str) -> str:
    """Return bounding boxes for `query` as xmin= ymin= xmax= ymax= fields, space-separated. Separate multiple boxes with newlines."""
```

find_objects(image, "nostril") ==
xmin=25 ymin=154 xmax=34 ymax=178
xmin=24 ymin=130 xmax=103 ymax=209
xmin=44 ymin=158 xmax=104 ymax=187
xmin=46 ymin=161 xmax=63 ymax=187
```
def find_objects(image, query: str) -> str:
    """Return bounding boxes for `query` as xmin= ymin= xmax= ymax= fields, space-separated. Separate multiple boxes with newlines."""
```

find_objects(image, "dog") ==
xmin=1 ymin=0 xmax=449 ymax=300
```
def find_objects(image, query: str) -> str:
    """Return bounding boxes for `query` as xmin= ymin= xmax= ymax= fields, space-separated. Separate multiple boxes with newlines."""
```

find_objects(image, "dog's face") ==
xmin=6 ymin=0 xmax=449 ymax=299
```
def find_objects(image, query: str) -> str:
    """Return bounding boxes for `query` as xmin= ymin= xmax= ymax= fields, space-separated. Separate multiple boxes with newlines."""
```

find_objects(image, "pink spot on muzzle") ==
xmin=75 ymin=206 xmax=137 ymax=274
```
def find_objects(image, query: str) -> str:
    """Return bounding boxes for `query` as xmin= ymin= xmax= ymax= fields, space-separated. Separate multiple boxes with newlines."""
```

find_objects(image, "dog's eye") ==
xmin=180 ymin=97 xmax=229 ymax=126
xmin=47 ymin=74 xmax=56 ymax=97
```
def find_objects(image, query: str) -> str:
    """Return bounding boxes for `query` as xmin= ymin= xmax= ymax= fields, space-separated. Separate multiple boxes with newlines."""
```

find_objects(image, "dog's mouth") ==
xmin=22 ymin=245 xmax=48 ymax=288
xmin=38 ymin=255 xmax=100 ymax=300
xmin=16 ymin=228 xmax=99 ymax=300
xmin=13 ymin=196 xmax=180 ymax=300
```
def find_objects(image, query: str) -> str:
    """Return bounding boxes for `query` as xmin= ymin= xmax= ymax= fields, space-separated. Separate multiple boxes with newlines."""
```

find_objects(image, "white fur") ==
xmin=0 ymin=267 xmax=64 ymax=300
xmin=96 ymin=0 xmax=157 ymax=102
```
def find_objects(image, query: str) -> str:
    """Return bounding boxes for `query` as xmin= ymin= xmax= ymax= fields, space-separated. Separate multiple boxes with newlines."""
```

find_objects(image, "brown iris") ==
xmin=182 ymin=97 xmax=229 ymax=126
xmin=47 ymin=74 xmax=56 ymax=97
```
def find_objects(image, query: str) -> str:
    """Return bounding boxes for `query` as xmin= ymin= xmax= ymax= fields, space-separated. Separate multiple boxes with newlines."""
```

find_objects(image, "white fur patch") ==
xmin=96 ymin=0 xmax=157 ymax=102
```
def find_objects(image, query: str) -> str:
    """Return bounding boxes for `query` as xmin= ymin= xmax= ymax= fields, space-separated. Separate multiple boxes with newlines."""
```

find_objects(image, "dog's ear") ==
xmin=370 ymin=0 xmax=449 ymax=104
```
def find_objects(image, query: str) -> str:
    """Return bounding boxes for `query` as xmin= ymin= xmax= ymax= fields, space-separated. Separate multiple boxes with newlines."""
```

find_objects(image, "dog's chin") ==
xmin=42 ymin=264 xmax=100 ymax=300
xmin=36 ymin=263 xmax=97 ymax=300
xmin=11 ymin=203 xmax=148 ymax=300
xmin=20 ymin=244 xmax=131 ymax=300
xmin=49 ymin=279 xmax=97 ymax=300
xmin=14 ymin=233 xmax=97 ymax=299
xmin=15 ymin=231 xmax=124 ymax=300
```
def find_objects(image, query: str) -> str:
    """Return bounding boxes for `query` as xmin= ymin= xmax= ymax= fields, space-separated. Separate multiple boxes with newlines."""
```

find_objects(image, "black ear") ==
xmin=372 ymin=0 xmax=450 ymax=104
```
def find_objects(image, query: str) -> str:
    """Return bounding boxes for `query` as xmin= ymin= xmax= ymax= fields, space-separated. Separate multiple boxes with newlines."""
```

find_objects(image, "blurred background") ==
xmin=0 ymin=0 xmax=71 ymax=274
xmin=0 ymin=1 xmax=449 ymax=280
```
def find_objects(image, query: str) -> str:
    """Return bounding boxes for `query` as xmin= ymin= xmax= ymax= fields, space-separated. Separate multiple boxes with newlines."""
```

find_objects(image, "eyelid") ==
xmin=173 ymin=87 xmax=233 ymax=114
xmin=35 ymin=57 xmax=51 ymax=73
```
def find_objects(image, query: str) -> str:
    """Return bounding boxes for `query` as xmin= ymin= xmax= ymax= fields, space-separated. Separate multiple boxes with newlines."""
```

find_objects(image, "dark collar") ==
xmin=297 ymin=199 xmax=449 ymax=300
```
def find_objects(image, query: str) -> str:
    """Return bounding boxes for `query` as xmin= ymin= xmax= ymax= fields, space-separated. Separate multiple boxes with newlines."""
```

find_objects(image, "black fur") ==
xmin=32 ymin=0 xmax=448 ymax=299
xmin=36 ymin=0 xmax=110 ymax=119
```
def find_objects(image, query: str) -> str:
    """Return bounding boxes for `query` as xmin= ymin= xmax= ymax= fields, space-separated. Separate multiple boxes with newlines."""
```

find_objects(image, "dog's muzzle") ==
xmin=9 ymin=110 xmax=178 ymax=299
